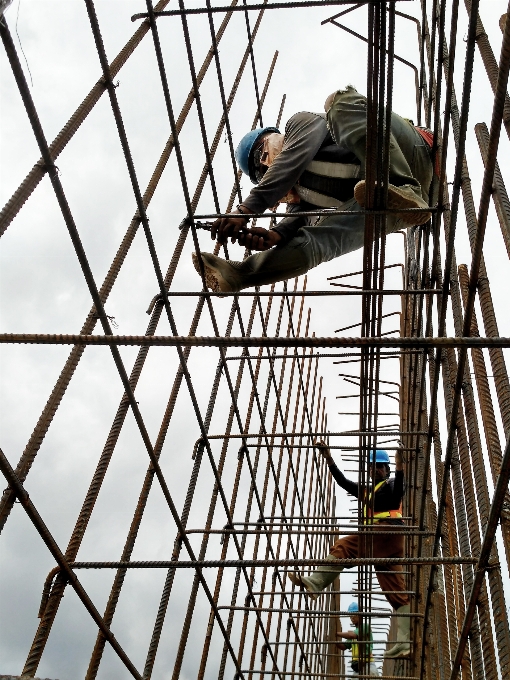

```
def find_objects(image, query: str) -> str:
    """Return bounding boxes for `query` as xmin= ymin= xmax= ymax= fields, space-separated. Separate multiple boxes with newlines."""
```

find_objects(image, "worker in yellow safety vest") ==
xmin=193 ymin=86 xmax=433 ymax=294
xmin=336 ymin=601 xmax=380 ymax=676
xmin=288 ymin=443 xmax=410 ymax=659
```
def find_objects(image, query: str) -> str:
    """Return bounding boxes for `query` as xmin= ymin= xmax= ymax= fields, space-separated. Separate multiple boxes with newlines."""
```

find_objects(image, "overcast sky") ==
xmin=1 ymin=1 xmax=510 ymax=678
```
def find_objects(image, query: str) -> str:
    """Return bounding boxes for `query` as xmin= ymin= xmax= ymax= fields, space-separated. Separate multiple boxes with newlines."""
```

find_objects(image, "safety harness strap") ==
xmin=293 ymin=184 xmax=346 ymax=208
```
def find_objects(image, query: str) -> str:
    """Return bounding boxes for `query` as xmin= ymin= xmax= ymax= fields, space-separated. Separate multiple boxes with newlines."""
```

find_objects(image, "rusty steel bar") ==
xmin=457 ymin=264 xmax=510 ymax=562
xmin=236 ymin=671 xmax=418 ymax=679
xmin=67 ymin=556 xmax=477 ymax=568
xmin=132 ymin=0 xmax=413 ymax=19
xmin=217 ymin=607 xmax=421 ymax=617
xmin=194 ymin=431 xmax=424 ymax=438
xmin=184 ymin=528 xmax=432 ymax=535
xmin=148 ymin=289 xmax=442 ymax=296
xmin=448 ymin=273 xmax=509 ymax=676
xmin=1 ymin=333 xmax=510 ymax=348
xmin=449 ymin=430 xmax=510 ymax=679
xmin=420 ymin=2 xmax=510 ymax=676
xmin=192 ymin=206 xmax=437 ymax=218
xmin=474 ymin=121 xmax=510 ymax=258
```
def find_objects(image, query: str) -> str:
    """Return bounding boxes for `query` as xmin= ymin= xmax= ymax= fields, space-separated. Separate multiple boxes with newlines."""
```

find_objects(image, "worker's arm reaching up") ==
xmin=315 ymin=440 xmax=359 ymax=497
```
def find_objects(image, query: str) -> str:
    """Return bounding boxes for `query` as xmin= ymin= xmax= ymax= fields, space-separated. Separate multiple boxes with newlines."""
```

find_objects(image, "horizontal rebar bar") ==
xmin=265 ymin=639 xmax=404 ymax=645
xmin=3 ymin=334 xmax=510 ymax=347
xmin=226 ymin=352 xmax=419 ymax=361
xmin=251 ymin=590 xmax=415 ymax=595
xmin=201 ymin=431 xmax=424 ymax=438
xmin=217 ymin=607 xmax=420 ymax=617
xmin=147 ymin=289 xmax=442 ymax=297
xmin=236 ymin=672 xmax=417 ymax=679
xmin=229 ymin=522 xmax=418 ymax=533
xmin=132 ymin=1 xmax=412 ymax=20
xmin=241 ymin=444 xmax=410 ymax=448
xmin=183 ymin=528 xmax=433 ymax=535
xmin=66 ymin=556 xmax=476 ymax=569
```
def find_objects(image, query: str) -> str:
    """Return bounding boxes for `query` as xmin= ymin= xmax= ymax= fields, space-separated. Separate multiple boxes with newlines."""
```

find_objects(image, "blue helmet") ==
xmin=347 ymin=601 xmax=358 ymax=613
xmin=235 ymin=127 xmax=280 ymax=184
xmin=370 ymin=449 xmax=390 ymax=464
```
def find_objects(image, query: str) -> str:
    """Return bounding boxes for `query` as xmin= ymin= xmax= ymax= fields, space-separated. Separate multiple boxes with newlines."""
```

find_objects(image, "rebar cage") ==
xmin=1 ymin=1 xmax=510 ymax=679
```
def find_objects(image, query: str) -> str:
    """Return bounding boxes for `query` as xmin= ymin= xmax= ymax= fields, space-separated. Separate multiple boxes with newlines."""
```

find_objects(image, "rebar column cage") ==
xmin=1 ymin=1 xmax=510 ymax=679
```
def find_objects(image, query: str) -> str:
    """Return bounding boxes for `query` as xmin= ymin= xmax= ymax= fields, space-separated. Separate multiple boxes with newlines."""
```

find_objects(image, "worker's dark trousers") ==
xmin=224 ymin=86 xmax=434 ymax=290
xmin=330 ymin=522 xmax=409 ymax=610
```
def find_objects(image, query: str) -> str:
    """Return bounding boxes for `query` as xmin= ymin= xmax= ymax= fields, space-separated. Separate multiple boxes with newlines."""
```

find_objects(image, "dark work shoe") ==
xmin=354 ymin=180 xmax=431 ymax=226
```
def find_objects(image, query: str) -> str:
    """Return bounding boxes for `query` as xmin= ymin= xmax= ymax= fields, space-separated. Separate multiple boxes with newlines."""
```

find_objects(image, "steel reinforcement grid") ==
xmin=1 ymin=1 xmax=510 ymax=679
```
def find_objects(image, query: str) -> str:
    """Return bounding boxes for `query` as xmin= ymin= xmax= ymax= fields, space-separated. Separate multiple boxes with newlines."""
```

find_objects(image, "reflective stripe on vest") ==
xmin=306 ymin=159 xmax=361 ymax=179
xmin=292 ymin=157 xmax=361 ymax=207
xmin=363 ymin=479 xmax=402 ymax=522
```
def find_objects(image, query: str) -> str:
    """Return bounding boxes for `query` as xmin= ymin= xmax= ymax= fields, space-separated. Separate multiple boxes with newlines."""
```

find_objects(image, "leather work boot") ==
xmin=354 ymin=181 xmax=432 ymax=226
xmin=192 ymin=252 xmax=244 ymax=293
xmin=384 ymin=604 xmax=411 ymax=658
xmin=193 ymin=242 xmax=310 ymax=293
xmin=287 ymin=555 xmax=342 ymax=601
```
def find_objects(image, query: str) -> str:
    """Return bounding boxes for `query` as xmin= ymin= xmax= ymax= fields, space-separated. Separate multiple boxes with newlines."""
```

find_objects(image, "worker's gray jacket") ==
xmin=241 ymin=111 xmax=361 ymax=245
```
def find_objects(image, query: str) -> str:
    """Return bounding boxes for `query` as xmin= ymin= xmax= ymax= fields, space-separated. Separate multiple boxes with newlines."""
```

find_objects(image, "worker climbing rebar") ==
xmin=287 ymin=441 xmax=411 ymax=660
xmin=336 ymin=601 xmax=380 ymax=677
xmin=193 ymin=86 xmax=433 ymax=292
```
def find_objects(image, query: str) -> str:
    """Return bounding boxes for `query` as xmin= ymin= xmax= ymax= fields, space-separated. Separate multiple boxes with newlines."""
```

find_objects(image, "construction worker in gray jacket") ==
xmin=193 ymin=86 xmax=433 ymax=292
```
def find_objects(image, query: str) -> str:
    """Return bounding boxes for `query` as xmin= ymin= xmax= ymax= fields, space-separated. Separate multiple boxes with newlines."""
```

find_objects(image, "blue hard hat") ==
xmin=347 ymin=601 xmax=358 ymax=613
xmin=369 ymin=449 xmax=390 ymax=464
xmin=235 ymin=127 xmax=280 ymax=184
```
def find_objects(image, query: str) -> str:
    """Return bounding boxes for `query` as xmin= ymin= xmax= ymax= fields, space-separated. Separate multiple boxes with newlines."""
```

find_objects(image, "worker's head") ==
xmin=236 ymin=127 xmax=282 ymax=184
xmin=347 ymin=601 xmax=360 ymax=626
xmin=369 ymin=449 xmax=391 ymax=480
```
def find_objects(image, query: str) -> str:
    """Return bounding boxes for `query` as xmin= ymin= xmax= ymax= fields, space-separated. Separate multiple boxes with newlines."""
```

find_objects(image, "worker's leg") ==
xmin=330 ymin=533 xmax=359 ymax=559
xmin=371 ymin=525 xmax=411 ymax=659
xmin=325 ymin=86 xmax=433 ymax=199
xmin=368 ymin=662 xmax=380 ymax=676
xmin=195 ymin=201 xmax=403 ymax=292
xmin=326 ymin=86 xmax=433 ymax=225
xmin=374 ymin=564 xmax=408 ymax=609
xmin=287 ymin=534 xmax=358 ymax=600
xmin=372 ymin=528 xmax=409 ymax=608
xmin=350 ymin=661 xmax=380 ymax=677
